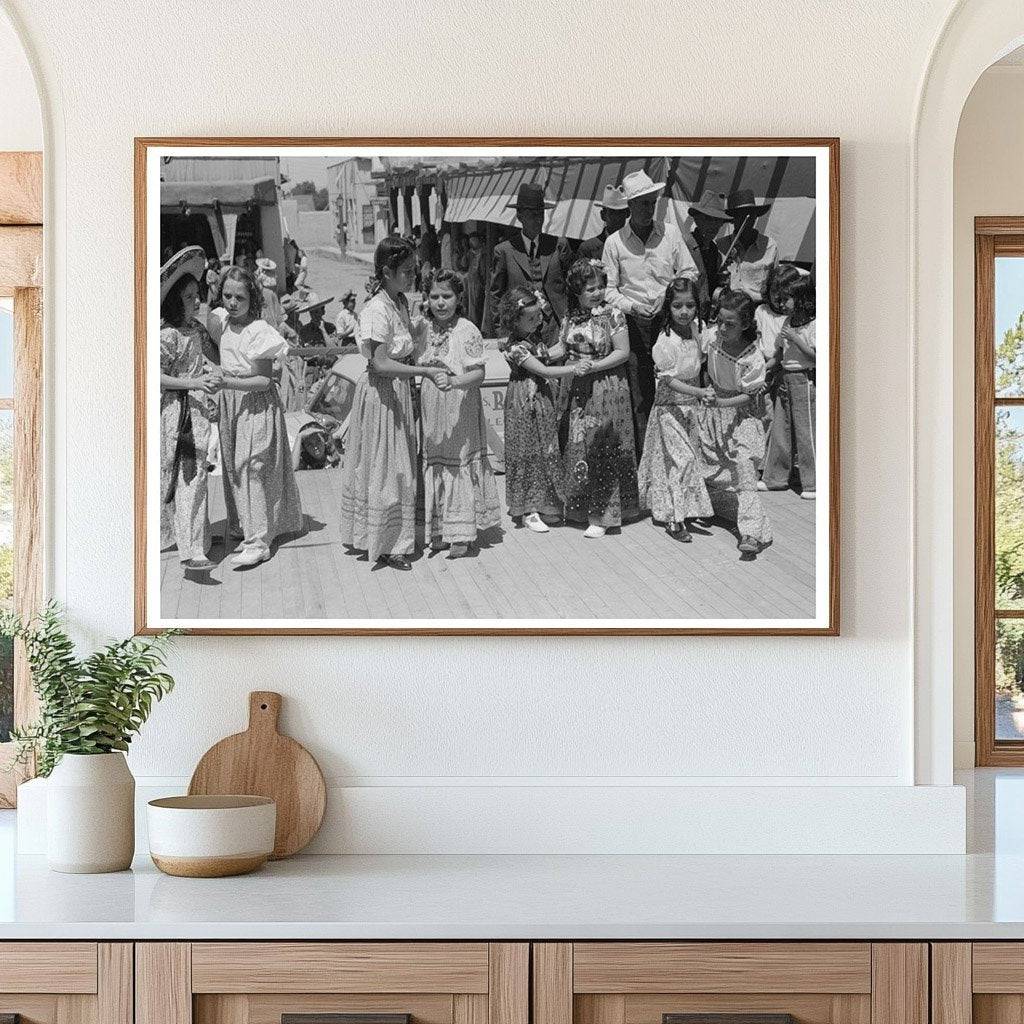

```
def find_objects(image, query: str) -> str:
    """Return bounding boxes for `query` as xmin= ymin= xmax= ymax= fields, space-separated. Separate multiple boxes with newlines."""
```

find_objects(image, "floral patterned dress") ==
xmin=500 ymin=333 xmax=565 ymax=519
xmin=636 ymin=329 xmax=713 ymax=524
xmin=159 ymin=319 xmax=215 ymax=561
xmin=417 ymin=316 xmax=501 ymax=545
xmin=559 ymin=305 xmax=639 ymax=528
xmin=696 ymin=327 xmax=772 ymax=545
xmin=339 ymin=290 xmax=421 ymax=561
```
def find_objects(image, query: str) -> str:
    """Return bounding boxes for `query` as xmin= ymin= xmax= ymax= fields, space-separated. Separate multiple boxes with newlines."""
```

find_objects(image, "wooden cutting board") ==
xmin=188 ymin=691 xmax=326 ymax=859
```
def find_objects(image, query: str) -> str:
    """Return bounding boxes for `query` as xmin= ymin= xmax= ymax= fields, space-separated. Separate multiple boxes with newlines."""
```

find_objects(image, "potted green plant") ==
xmin=2 ymin=603 xmax=177 ymax=873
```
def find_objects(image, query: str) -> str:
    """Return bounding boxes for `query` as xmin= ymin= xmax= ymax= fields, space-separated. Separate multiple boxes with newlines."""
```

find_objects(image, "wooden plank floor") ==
xmin=160 ymin=466 xmax=816 ymax=622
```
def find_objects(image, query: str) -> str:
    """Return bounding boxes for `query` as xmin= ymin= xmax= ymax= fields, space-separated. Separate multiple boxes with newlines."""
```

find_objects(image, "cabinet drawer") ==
xmin=572 ymin=944 xmax=872 ymax=994
xmin=191 ymin=942 xmax=490 ymax=993
xmin=0 ymin=942 xmax=98 ymax=993
xmin=534 ymin=944 xmax=925 ymax=1024
xmin=0 ymin=943 xmax=130 ymax=1024
xmin=139 ymin=942 xmax=528 ymax=1024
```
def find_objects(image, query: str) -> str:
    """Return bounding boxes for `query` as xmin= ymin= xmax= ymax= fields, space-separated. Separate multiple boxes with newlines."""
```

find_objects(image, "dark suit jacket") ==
xmin=575 ymin=231 xmax=608 ymax=263
xmin=684 ymin=229 xmax=727 ymax=316
xmin=482 ymin=232 xmax=570 ymax=338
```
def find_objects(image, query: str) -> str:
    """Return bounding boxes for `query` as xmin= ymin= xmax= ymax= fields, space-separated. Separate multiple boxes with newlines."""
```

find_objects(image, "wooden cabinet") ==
xmin=931 ymin=943 xmax=1024 ymax=1024
xmin=136 ymin=943 xmax=528 ymax=1024
xmin=0 ymin=942 xmax=132 ymax=1024
xmin=532 ymin=944 xmax=928 ymax=1024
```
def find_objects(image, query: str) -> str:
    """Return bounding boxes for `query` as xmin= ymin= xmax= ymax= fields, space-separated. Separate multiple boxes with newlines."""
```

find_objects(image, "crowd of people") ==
xmin=158 ymin=169 xmax=817 ymax=577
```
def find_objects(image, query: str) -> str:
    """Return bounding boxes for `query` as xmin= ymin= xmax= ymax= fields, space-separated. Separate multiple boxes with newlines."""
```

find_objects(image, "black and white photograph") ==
xmin=137 ymin=141 xmax=837 ymax=634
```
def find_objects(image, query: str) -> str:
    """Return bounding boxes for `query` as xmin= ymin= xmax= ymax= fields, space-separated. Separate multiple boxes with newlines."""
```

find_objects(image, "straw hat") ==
xmin=296 ymin=295 xmax=334 ymax=316
xmin=597 ymin=184 xmax=628 ymax=211
xmin=726 ymin=188 xmax=772 ymax=218
xmin=506 ymin=181 xmax=554 ymax=211
xmin=160 ymin=246 xmax=206 ymax=303
xmin=688 ymin=190 xmax=731 ymax=221
xmin=621 ymin=170 xmax=664 ymax=202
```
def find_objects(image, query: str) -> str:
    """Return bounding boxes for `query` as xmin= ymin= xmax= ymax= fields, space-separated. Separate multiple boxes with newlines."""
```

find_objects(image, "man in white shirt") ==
xmin=602 ymin=170 xmax=698 ymax=449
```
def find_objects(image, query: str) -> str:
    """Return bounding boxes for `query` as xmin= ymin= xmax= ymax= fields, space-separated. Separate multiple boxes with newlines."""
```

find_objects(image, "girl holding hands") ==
xmin=636 ymin=276 xmax=713 ymax=541
xmin=499 ymin=288 xmax=584 ymax=533
xmin=559 ymin=258 xmax=639 ymax=538
xmin=339 ymin=237 xmax=452 ymax=570
xmin=417 ymin=269 xmax=500 ymax=558
xmin=697 ymin=289 xmax=772 ymax=556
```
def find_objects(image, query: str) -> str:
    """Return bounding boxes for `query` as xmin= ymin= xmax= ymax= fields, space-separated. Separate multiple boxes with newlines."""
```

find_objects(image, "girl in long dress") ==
xmin=338 ymin=237 xmax=452 ymax=570
xmin=696 ymin=289 xmax=773 ymax=556
xmin=210 ymin=266 xmax=304 ymax=569
xmin=559 ymin=258 xmax=639 ymax=538
xmin=159 ymin=248 xmax=221 ymax=571
xmin=417 ymin=269 xmax=500 ymax=558
xmin=636 ymin=277 xmax=714 ymax=541
xmin=498 ymin=288 xmax=583 ymax=533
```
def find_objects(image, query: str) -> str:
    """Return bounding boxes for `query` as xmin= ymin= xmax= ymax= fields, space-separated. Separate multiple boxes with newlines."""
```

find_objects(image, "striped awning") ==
xmin=442 ymin=155 xmax=817 ymax=265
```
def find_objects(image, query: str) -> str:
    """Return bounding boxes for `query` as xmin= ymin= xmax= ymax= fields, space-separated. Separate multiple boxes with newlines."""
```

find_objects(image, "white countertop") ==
xmin=1 ymin=849 xmax=1024 ymax=940
xmin=1 ymin=770 xmax=1021 ymax=941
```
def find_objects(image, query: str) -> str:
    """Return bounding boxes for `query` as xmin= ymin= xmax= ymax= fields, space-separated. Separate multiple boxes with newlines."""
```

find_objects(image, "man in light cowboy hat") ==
xmin=576 ymin=183 xmax=629 ymax=262
xmin=602 ymin=168 xmax=698 ymax=452
xmin=721 ymin=187 xmax=779 ymax=303
xmin=685 ymin=189 xmax=732 ymax=318
xmin=482 ymin=180 xmax=570 ymax=341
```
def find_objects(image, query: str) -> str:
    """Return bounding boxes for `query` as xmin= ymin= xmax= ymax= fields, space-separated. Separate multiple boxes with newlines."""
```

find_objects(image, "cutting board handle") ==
xmin=248 ymin=691 xmax=282 ymax=734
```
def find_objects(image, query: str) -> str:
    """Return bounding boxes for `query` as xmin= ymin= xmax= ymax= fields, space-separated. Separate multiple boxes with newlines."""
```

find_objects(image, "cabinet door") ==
xmin=0 ymin=942 xmax=132 ymax=1024
xmin=534 ymin=943 xmax=927 ymax=1024
xmin=137 ymin=943 xmax=528 ymax=1024
xmin=935 ymin=943 xmax=1024 ymax=1024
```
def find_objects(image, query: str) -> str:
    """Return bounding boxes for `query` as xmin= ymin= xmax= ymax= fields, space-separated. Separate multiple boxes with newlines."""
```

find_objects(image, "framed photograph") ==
xmin=135 ymin=137 xmax=839 ymax=635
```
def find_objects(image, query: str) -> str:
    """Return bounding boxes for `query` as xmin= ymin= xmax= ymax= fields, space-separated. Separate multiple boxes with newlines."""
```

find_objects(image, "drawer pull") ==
xmin=283 ymin=1016 xmax=411 ymax=1024
xmin=665 ymin=1016 xmax=796 ymax=1024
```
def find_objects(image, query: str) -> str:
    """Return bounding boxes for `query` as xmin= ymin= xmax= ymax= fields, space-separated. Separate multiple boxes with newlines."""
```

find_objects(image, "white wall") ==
xmin=0 ymin=0 xmax=975 ymax=852
xmin=0 ymin=7 xmax=40 ymax=151
xmin=952 ymin=64 xmax=1024 ymax=767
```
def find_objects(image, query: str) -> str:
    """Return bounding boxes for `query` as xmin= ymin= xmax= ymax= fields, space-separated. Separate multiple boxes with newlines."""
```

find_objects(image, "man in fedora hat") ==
xmin=602 ymin=169 xmax=698 ymax=450
xmin=722 ymin=188 xmax=779 ymax=302
xmin=482 ymin=181 xmax=570 ymax=340
xmin=685 ymin=189 xmax=733 ymax=319
xmin=576 ymin=184 xmax=629 ymax=263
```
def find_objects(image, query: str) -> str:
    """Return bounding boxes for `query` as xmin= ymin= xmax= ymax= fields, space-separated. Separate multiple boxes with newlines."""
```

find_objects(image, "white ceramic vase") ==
xmin=46 ymin=752 xmax=135 ymax=873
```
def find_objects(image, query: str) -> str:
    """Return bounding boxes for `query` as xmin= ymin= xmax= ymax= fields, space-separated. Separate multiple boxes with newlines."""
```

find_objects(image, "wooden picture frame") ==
xmin=0 ymin=151 xmax=43 ymax=806
xmin=135 ymin=137 xmax=840 ymax=637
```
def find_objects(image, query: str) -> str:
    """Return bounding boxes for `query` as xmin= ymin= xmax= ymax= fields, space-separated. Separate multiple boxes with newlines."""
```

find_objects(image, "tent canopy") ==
xmin=441 ymin=155 xmax=817 ymax=265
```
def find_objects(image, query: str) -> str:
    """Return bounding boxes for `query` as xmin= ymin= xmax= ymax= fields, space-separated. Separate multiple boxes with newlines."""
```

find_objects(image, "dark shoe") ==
xmin=665 ymin=522 xmax=692 ymax=543
xmin=738 ymin=535 xmax=761 ymax=554
xmin=378 ymin=554 xmax=412 ymax=571
xmin=448 ymin=543 xmax=470 ymax=559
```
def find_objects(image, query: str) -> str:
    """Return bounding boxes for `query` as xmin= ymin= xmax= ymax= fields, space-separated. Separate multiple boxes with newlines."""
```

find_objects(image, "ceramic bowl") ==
xmin=146 ymin=795 xmax=276 ymax=878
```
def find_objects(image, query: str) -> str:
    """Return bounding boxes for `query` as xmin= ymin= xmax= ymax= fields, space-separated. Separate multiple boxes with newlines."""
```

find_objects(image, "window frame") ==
xmin=975 ymin=218 xmax=1024 ymax=765
xmin=0 ymin=151 xmax=43 ymax=806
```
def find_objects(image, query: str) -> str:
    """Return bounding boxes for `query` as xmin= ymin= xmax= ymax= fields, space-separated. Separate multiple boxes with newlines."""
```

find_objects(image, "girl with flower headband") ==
xmin=339 ymin=236 xmax=452 ymax=571
xmin=417 ymin=269 xmax=500 ymax=558
xmin=558 ymin=257 xmax=639 ymax=538
xmin=498 ymin=286 xmax=584 ymax=533
xmin=637 ymin=276 xmax=714 ymax=541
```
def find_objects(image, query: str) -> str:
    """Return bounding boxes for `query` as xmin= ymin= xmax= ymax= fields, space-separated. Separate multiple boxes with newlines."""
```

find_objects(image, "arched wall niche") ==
xmin=913 ymin=0 xmax=1024 ymax=784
